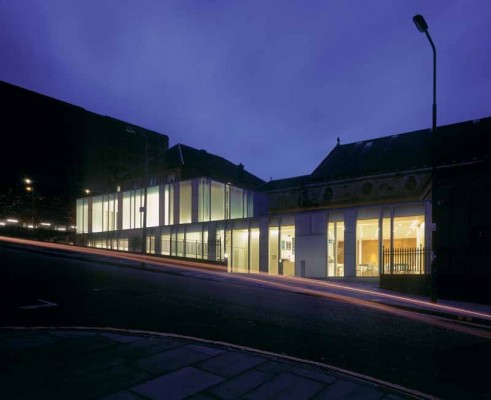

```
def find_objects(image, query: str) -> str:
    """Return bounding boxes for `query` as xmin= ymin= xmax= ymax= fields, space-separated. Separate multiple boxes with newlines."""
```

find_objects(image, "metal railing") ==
xmin=161 ymin=239 xmax=222 ymax=262
xmin=382 ymin=246 xmax=429 ymax=274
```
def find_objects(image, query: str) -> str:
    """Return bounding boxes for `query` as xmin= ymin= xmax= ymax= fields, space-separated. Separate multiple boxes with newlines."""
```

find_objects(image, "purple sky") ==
xmin=1 ymin=1 xmax=490 ymax=181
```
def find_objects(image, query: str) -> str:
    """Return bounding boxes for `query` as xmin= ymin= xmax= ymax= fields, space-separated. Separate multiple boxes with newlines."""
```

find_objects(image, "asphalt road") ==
xmin=1 ymin=240 xmax=490 ymax=399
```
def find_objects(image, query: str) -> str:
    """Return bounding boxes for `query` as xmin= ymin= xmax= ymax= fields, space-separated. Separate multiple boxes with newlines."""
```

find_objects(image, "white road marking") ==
xmin=20 ymin=299 xmax=58 ymax=310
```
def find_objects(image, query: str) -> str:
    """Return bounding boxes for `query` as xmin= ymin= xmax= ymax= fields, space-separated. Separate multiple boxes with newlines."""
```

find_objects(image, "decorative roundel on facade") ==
xmin=405 ymin=175 xmax=417 ymax=191
xmin=323 ymin=186 xmax=333 ymax=202
xmin=361 ymin=181 xmax=373 ymax=195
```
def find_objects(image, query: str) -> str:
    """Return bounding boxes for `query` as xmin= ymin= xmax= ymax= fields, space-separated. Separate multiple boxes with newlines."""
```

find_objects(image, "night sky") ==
xmin=1 ymin=1 xmax=490 ymax=181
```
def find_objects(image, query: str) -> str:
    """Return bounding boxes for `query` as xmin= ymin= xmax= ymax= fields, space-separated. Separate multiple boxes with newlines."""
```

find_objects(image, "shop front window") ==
xmin=328 ymin=220 xmax=345 ymax=277
xmin=232 ymin=229 xmax=249 ymax=273
xmin=356 ymin=215 xmax=380 ymax=277
xmin=280 ymin=225 xmax=295 ymax=276
xmin=269 ymin=227 xmax=279 ymax=274
xmin=390 ymin=208 xmax=426 ymax=274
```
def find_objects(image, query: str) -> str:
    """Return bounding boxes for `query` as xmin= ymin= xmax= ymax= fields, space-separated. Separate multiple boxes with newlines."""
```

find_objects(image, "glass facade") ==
xmin=76 ymin=177 xmax=429 ymax=279
xmin=211 ymin=181 xmax=225 ymax=221
xmin=76 ymin=198 xmax=89 ymax=233
xmin=356 ymin=217 xmax=380 ymax=276
xmin=232 ymin=229 xmax=249 ymax=272
xmin=328 ymin=218 xmax=345 ymax=277
xmin=198 ymin=178 xmax=210 ymax=222
xmin=230 ymin=187 xmax=243 ymax=219
xmin=92 ymin=196 xmax=103 ymax=233
xmin=164 ymin=184 xmax=174 ymax=225
xmin=250 ymin=228 xmax=260 ymax=273
xmin=90 ymin=194 xmax=118 ymax=233
xmin=268 ymin=227 xmax=279 ymax=274
xmin=179 ymin=181 xmax=192 ymax=224
xmin=146 ymin=186 xmax=159 ymax=227
xmin=123 ymin=189 xmax=144 ymax=230
xmin=280 ymin=225 xmax=295 ymax=276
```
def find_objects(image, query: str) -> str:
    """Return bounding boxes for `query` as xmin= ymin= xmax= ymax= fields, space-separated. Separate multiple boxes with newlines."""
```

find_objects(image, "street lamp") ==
xmin=23 ymin=178 xmax=35 ymax=226
xmin=413 ymin=14 xmax=437 ymax=303
xmin=126 ymin=126 xmax=148 ymax=254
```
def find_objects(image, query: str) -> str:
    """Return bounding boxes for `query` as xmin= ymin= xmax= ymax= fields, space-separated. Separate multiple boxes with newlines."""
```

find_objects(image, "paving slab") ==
xmin=101 ymin=332 xmax=146 ymax=344
xmin=134 ymin=346 xmax=212 ymax=374
xmin=102 ymin=337 xmax=184 ymax=360
xmin=206 ymin=369 xmax=274 ymax=399
xmin=0 ymin=332 xmax=57 ymax=351
xmin=100 ymin=389 xmax=148 ymax=400
xmin=242 ymin=371 xmax=325 ymax=400
xmin=313 ymin=380 xmax=388 ymax=400
xmin=49 ymin=330 xmax=98 ymax=338
xmin=197 ymin=351 xmax=266 ymax=377
xmin=185 ymin=343 xmax=226 ymax=356
xmin=130 ymin=366 xmax=224 ymax=400
xmin=257 ymin=360 xmax=338 ymax=385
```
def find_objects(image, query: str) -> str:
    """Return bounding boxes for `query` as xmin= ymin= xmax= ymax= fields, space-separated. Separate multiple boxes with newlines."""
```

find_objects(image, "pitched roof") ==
xmin=154 ymin=144 xmax=265 ymax=189
xmin=260 ymin=116 xmax=490 ymax=192
xmin=311 ymin=129 xmax=432 ymax=181
xmin=257 ymin=175 xmax=311 ymax=193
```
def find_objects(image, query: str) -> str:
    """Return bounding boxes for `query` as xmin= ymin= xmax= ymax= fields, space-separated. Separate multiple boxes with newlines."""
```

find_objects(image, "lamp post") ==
xmin=126 ymin=126 xmax=148 ymax=254
xmin=413 ymin=14 xmax=438 ymax=303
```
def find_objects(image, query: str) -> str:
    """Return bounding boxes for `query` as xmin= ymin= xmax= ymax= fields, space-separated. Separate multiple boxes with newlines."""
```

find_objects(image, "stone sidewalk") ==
xmin=0 ymin=327 xmax=433 ymax=400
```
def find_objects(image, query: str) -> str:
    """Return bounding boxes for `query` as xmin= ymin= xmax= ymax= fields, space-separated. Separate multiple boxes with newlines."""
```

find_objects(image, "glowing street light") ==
xmin=22 ymin=178 xmax=35 ymax=225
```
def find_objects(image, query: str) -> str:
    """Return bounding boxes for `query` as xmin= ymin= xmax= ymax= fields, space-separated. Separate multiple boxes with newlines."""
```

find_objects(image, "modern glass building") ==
xmin=76 ymin=117 xmax=491 ymax=288
xmin=76 ymin=129 xmax=437 ymax=279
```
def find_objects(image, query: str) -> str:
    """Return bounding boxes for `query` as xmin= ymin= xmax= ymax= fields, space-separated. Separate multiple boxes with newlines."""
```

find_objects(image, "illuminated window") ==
xmin=92 ymin=196 xmax=103 ymax=233
xmin=230 ymin=187 xmax=243 ymax=219
xmin=269 ymin=227 xmax=279 ymax=274
xmin=76 ymin=198 xmax=89 ymax=233
xmin=179 ymin=180 xmax=192 ymax=224
xmin=250 ymin=228 xmax=260 ymax=273
xmin=355 ymin=208 xmax=380 ymax=277
xmin=328 ymin=216 xmax=345 ymax=277
xmin=164 ymin=184 xmax=174 ymax=225
xmin=280 ymin=226 xmax=295 ymax=276
xmin=211 ymin=181 xmax=225 ymax=221
xmin=123 ymin=189 xmax=143 ymax=230
xmin=146 ymin=185 xmax=159 ymax=227
xmin=199 ymin=178 xmax=210 ymax=222
xmin=232 ymin=229 xmax=249 ymax=272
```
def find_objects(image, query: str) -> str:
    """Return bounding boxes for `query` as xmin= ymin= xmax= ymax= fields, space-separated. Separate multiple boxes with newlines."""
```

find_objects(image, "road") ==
xmin=1 ymin=238 xmax=490 ymax=399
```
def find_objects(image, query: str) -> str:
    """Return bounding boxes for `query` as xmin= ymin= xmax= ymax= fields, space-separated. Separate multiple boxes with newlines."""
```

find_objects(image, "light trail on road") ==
xmin=1 ymin=235 xmax=490 ymax=339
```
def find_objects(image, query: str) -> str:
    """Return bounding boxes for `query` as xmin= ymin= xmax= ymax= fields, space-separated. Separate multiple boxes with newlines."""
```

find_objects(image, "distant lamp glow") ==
xmin=7 ymin=219 xmax=19 ymax=223
xmin=26 ymin=186 xmax=33 ymax=192
xmin=28 ymin=225 xmax=34 ymax=229
xmin=24 ymin=178 xmax=32 ymax=184
xmin=40 ymin=222 xmax=51 ymax=226
xmin=224 ymin=253 xmax=229 ymax=258
xmin=84 ymin=189 xmax=91 ymax=195
xmin=0 ymin=222 xmax=6 ymax=226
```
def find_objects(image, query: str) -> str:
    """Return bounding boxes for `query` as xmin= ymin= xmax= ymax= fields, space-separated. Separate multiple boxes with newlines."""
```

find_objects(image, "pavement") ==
xmin=0 ymin=327 xmax=432 ymax=400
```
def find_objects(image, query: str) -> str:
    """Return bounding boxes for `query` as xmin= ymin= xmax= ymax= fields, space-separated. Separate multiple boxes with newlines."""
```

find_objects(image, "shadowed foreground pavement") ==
xmin=0 ymin=327 xmax=429 ymax=400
